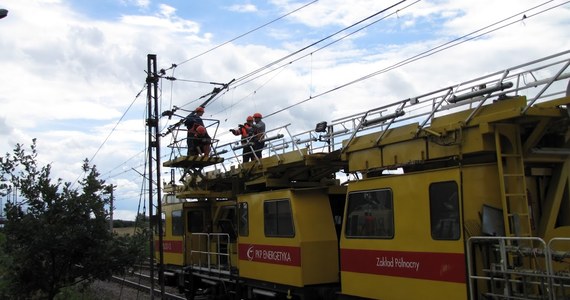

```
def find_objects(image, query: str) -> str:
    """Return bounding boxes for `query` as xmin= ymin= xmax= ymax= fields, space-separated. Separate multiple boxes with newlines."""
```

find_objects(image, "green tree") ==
xmin=0 ymin=140 xmax=144 ymax=299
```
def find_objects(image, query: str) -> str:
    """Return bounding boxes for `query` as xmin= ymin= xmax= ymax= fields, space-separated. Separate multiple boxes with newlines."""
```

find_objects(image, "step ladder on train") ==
xmin=494 ymin=123 xmax=532 ymax=238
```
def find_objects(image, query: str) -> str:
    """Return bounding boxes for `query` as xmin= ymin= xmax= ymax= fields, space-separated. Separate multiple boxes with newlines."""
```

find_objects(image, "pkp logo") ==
xmin=246 ymin=245 xmax=255 ymax=261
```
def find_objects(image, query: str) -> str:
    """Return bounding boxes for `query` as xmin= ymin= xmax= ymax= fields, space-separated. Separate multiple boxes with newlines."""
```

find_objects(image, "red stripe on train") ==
xmin=341 ymin=248 xmax=466 ymax=283
xmin=238 ymin=243 xmax=301 ymax=266
xmin=155 ymin=240 xmax=184 ymax=253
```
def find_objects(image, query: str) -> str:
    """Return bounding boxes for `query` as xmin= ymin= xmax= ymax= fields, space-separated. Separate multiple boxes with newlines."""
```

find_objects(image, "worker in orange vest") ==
xmin=184 ymin=106 xmax=205 ymax=156
xmin=230 ymin=116 xmax=254 ymax=162
xmin=189 ymin=125 xmax=211 ymax=157
xmin=252 ymin=112 xmax=265 ymax=159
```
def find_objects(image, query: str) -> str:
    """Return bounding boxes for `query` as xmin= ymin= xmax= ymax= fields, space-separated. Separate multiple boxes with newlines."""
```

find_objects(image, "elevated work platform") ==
xmin=163 ymin=155 xmax=224 ymax=169
xmin=169 ymin=147 xmax=348 ymax=199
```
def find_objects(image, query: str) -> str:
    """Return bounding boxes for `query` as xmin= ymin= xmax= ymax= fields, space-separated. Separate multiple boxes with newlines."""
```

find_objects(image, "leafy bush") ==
xmin=0 ymin=140 xmax=146 ymax=299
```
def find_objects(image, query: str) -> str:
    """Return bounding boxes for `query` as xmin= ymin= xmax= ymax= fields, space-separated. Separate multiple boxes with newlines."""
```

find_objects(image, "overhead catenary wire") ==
xmin=173 ymin=0 xmax=319 ymax=68
xmin=264 ymin=0 xmax=566 ymax=119
xmin=231 ymin=0 xmax=407 ymax=87
xmin=71 ymin=83 xmax=147 ymax=188
xmin=89 ymin=84 xmax=147 ymax=165
xmin=212 ymin=0 xmax=421 ymax=117
xmin=166 ymin=0 xmax=410 ymax=117
xmin=99 ymin=0 xmax=567 ymax=203
xmin=106 ymin=0 xmax=558 ymax=174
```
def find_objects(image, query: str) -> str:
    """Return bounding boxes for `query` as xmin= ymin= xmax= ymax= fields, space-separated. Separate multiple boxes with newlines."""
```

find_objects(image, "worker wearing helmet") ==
xmin=188 ymin=125 xmax=211 ymax=156
xmin=184 ymin=106 xmax=206 ymax=156
xmin=230 ymin=116 xmax=255 ymax=162
xmin=252 ymin=112 xmax=265 ymax=159
xmin=185 ymin=106 xmax=205 ymax=132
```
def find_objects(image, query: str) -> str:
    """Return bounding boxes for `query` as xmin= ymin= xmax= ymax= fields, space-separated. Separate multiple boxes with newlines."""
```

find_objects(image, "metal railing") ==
xmin=547 ymin=237 xmax=570 ymax=299
xmin=163 ymin=50 xmax=570 ymax=178
xmin=466 ymin=236 xmax=570 ymax=300
xmin=189 ymin=233 xmax=232 ymax=275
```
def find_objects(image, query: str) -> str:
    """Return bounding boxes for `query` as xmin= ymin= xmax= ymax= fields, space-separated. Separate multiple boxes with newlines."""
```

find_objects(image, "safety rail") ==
xmin=189 ymin=233 xmax=233 ymax=276
xmin=229 ymin=50 xmax=570 ymax=161
xmin=220 ymin=123 xmax=301 ymax=165
xmin=547 ymin=238 xmax=570 ymax=299
xmin=466 ymin=236 xmax=570 ymax=300
xmin=335 ymin=50 xmax=570 ymax=151
xmin=164 ymin=117 xmax=222 ymax=161
xmin=162 ymin=50 xmax=570 ymax=179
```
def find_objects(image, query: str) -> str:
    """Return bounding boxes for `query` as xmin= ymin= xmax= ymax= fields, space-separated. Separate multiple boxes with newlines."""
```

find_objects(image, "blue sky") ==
xmin=0 ymin=0 xmax=569 ymax=220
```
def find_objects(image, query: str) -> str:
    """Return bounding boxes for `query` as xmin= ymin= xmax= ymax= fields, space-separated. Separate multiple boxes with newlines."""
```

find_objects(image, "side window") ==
xmin=172 ymin=210 xmax=183 ymax=236
xmin=264 ymin=199 xmax=295 ymax=237
xmin=429 ymin=181 xmax=460 ymax=240
xmin=238 ymin=202 xmax=249 ymax=236
xmin=188 ymin=210 xmax=204 ymax=232
xmin=345 ymin=189 xmax=393 ymax=239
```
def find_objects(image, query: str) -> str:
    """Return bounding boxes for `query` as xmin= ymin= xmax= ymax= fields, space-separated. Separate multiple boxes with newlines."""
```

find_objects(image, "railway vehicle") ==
xmin=155 ymin=50 xmax=570 ymax=299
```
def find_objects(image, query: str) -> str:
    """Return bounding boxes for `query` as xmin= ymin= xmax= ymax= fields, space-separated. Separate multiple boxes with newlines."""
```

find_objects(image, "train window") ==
xmin=345 ymin=189 xmax=394 ymax=239
xmin=429 ymin=181 xmax=460 ymax=240
xmin=238 ymin=202 xmax=249 ymax=236
xmin=187 ymin=210 xmax=204 ymax=232
xmin=172 ymin=210 xmax=183 ymax=236
xmin=264 ymin=199 xmax=295 ymax=237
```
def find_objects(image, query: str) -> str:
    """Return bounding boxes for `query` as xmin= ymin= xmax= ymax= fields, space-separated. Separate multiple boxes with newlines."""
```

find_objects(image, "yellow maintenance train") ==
xmin=156 ymin=50 xmax=570 ymax=299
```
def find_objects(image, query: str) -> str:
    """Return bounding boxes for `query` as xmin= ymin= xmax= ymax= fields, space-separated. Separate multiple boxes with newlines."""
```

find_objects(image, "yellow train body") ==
xmin=154 ymin=51 xmax=570 ymax=299
xmin=237 ymin=188 xmax=339 ymax=287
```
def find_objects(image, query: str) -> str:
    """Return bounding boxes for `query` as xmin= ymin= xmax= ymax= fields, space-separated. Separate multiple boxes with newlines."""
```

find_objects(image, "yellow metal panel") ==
xmin=430 ymin=96 xmax=526 ymax=130
xmin=238 ymin=189 xmax=303 ymax=287
xmin=344 ymin=123 xmax=419 ymax=154
xmin=237 ymin=188 xmax=339 ymax=286
xmin=347 ymin=147 xmax=382 ymax=172
xmin=461 ymin=126 xmax=495 ymax=153
xmin=460 ymin=164 xmax=502 ymax=227
xmin=300 ymin=241 xmax=338 ymax=284
xmin=162 ymin=238 xmax=184 ymax=266
xmin=376 ymin=123 xmax=420 ymax=146
xmin=343 ymin=170 xmax=464 ymax=252
xmin=239 ymin=260 xmax=302 ymax=287
xmin=341 ymin=272 xmax=467 ymax=300
xmin=155 ymin=202 xmax=186 ymax=266
xmin=426 ymin=137 xmax=461 ymax=159
xmin=340 ymin=168 xmax=467 ymax=299
xmin=293 ymin=189 xmax=339 ymax=284
xmin=533 ymin=95 xmax=570 ymax=108
xmin=382 ymin=139 xmax=426 ymax=166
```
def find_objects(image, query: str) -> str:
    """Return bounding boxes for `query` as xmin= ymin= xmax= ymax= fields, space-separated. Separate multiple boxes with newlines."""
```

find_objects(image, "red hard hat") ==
xmin=195 ymin=106 xmax=205 ymax=113
xmin=253 ymin=112 xmax=262 ymax=118
xmin=196 ymin=126 xmax=206 ymax=135
xmin=246 ymin=116 xmax=253 ymax=122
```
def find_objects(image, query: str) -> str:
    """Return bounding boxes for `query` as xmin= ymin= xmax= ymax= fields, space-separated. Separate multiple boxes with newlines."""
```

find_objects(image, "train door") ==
xmin=183 ymin=202 xmax=212 ymax=267
xmin=214 ymin=204 xmax=238 ymax=267
xmin=340 ymin=167 xmax=467 ymax=300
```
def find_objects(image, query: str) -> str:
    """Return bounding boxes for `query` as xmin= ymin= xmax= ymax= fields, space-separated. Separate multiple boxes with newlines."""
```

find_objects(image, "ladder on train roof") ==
xmin=494 ymin=124 xmax=532 ymax=238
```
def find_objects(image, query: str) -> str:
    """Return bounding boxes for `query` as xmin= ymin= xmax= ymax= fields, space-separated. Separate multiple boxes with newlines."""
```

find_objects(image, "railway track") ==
xmin=110 ymin=275 xmax=188 ymax=300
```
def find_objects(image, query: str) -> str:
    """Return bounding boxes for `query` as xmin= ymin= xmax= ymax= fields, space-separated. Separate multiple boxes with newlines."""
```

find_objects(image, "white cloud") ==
xmin=113 ymin=209 xmax=138 ymax=221
xmin=120 ymin=0 xmax=150 ymax=9
xmin=227 ymin=4 xmax=258 ymax=13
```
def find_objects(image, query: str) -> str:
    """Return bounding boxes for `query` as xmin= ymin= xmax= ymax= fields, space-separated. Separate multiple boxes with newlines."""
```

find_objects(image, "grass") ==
xmin=113 ymin=227 xmax=138 ymax=236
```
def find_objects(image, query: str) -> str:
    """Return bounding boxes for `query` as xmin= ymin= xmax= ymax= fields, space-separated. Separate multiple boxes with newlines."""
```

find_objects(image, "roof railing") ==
xmin=162 ymin=50 xmax=570 ymax=181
